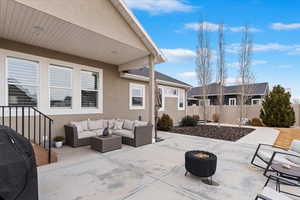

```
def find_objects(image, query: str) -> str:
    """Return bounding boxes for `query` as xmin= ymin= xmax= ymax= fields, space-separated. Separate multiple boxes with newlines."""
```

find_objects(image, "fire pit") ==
xmin=185 ymin=150 xmax=217 ymax=185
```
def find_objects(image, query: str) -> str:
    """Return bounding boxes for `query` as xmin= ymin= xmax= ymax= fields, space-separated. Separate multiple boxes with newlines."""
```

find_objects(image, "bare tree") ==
xmin=216 ymin=23 xmax=226 ymax=126
xmin=195 ymin=20 xmax=213 ymax=125
xmin=238 ymin=25 xmax=255 ymax=126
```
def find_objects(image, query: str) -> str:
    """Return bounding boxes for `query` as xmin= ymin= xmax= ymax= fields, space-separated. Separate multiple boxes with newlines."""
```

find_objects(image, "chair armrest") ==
xmin=64 ymin=125 xmax=79 ymax=147
xmin=133 ymin=124 xmax=153 ymax=147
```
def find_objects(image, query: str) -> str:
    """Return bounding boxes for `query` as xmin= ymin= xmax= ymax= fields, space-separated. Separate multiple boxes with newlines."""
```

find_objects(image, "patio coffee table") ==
xmin=91 ymin=135 xmax=122 ymax=153
xmin=270 ymin=163 xmax=300 ymax=197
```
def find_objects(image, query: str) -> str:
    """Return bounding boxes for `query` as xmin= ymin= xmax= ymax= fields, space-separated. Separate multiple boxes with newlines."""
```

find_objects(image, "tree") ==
xmin=216 ymin=23 xmax=226 ymax=126
xmin=260 ymin=85 xmax=295 ymax=128
xmin=195 ymin=20 xmax=213 ymax=125
xmin=238 ymin=25 xmax=254 ymax=126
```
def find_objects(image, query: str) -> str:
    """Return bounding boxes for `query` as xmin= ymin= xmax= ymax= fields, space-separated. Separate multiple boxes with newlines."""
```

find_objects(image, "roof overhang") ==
xmin=121 ymin=73 xmax=191 ymax=89
xmin=0 ymin=0 xmax=165 ymax=71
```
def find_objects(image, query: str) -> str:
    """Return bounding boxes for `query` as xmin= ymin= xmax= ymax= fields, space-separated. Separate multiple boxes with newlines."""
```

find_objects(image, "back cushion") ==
xmin=70 ymin=121 xmax=84 ymax=133
xmin=80 ymin=120 xmax=89 ymax=131
xmin=123 ymin=120 xmax=134 ymax=130
xmin=108 ymin=120 xmax=115 ymax=129
xmin=114 ymin=119 xmax=124 ymax=130
xmin=102 ymin=120 xmax=108 ymax=128
xmin=88 ymin=120 xmax=103 ymax=130
xmin=290 ymin=140 xmax=300 ymax=153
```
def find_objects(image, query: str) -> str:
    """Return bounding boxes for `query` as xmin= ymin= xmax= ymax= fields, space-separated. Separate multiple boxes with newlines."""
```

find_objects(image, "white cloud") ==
xmin=184 ymin=22 xmax=219 ymax=31
xmin=225 ymin=77 xmax=242 ymax=84
xmin=184 ymin=21 xmax=261 ymax=32
xmin=161 ymin=48 xmax=196 ymax=62
xmin=227 ymin=43 xmax=300 ymax=55
xmin=278 ymin=65 xmax=293 ymax=69
xmin=271 ymin=22 xmax=300 ymax=30
xmin=227 ymin=60 xmax=267 ymax=67
xmin=124 ymin=0 xmax=195 ymax=14
xmin=178 ymin=71 xmax=197 ymax=79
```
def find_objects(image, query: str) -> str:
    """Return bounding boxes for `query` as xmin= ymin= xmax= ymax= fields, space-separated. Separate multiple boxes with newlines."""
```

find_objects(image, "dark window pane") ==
xmin=132 ymin=97 xmax=143 ymax=106
xmin=50 ymin=88 xmax=72 ymax=108
xmin=81 ymin=90 xmax=98 ymax=108
xmin=8 ymin=84 xmax=37 ymax=106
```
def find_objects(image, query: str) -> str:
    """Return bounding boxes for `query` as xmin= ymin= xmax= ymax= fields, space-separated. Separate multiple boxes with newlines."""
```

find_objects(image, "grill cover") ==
xmin=0 ymin=126 xmax=38 ymax=200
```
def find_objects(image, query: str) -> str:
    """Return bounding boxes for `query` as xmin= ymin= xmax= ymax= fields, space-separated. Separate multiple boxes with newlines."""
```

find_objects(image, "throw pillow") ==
xmin=114 ymin=119 xmax=124 ymax=130
xmin=123 ymin=120 xmax=134 ymax=130
xmin=102 ymin=120 xmax=108 ymax=128
xmin=80 ymin=120 xmax=88 ymax=131
xmin=70 ymin=122 xmax=83 ymax=133
xmin=108 ymin=119 xmax=115 ymax=129
xmin=88 ymin=120 xmax=103 ymax=130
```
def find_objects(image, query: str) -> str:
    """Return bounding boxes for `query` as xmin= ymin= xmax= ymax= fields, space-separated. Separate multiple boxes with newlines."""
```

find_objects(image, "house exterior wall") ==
xmin=14 ymin=0 xmax=147 ymax=51
xmin=0 ymin=40 xmax=186 ymax=137
xmin=158 ymin=97 xmax=186 ymax=125
xmin=187 ymin=104 xmax=300 ymax=127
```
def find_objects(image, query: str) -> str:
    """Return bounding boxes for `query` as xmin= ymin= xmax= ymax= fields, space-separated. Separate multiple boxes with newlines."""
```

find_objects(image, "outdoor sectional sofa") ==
xmin=64 ymin=119 xmax=153 ymax=148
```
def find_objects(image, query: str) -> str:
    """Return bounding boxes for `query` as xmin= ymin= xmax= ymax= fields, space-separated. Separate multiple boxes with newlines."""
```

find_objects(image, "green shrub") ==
xmin=250 ymin=118 xmax=264 ymax=127
xmin=54 ymin=136 xmax=64 ymax=142
xmin=157 ymin=114 xmax=173 ymax=131
xmin=260 ymin=85 xmax=295 ymax=128
xmin=181 ymin=115 xmax=198 ymax=127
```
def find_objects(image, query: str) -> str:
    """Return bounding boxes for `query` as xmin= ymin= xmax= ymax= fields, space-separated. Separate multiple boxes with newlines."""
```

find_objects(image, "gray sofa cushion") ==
xmin=88 ymin=120 xmax=104 ymax=130
xmin=114 ymin=119 xmax=124 ymax=130
xmin=113 ymin=129 xmax=134 ymax=139
xmin=123 ymin=120 xmax=134 ymax=130
xmin=78 ymin=131 xmax=97 ymax=139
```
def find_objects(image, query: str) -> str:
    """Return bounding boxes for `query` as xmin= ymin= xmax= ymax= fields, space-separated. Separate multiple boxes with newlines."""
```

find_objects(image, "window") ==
xmin=49 ymin=65 xmax=72 ymax=108
xmin=81 ymin=70 xmax=99 ymax=108
xmin=129 ymin=83 xmax=145 ymax=110
xmin=165 ymin=87 xmax=178 ymax=97
xmin=7 ymin=57 xmax=39 ymax=106
xmin=251 ymin=98 xmax=261 ymax=105
xmin=229 ymin=98 xmax=236 ymax=106
xmin=158 ymin=87 xmax=165 ymax=111
xmin=178 ymin=89 xmax=185 ymax=110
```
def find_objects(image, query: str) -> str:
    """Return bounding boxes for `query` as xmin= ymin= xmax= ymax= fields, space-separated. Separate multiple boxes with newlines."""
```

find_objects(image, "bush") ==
xmin=250 ymin=118 xmax=264 ymax=127
xmin=181 ymin=115 xmax=198 ymax=127
xmin=157 ymin=114 xmax=173 ymax=131
xmin=212 ymin=113 xmax=220 ymax=123
xmin=260 ymin=85 xmax=295 ymax=128
xmin=54 ymin=136 xmax=64 ymax=142
xmin=192 ymin=115 xmax=200 ymax=121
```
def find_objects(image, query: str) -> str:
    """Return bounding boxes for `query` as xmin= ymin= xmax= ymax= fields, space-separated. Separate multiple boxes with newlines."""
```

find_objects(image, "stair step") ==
xmin=32 ymin=144 xmax=57 ymax=166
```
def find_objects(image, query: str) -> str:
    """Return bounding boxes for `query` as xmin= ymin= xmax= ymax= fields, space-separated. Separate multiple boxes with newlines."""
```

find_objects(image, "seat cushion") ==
xmin=93 ymin=129 xmax=105 ymax=136
xmin=134 ymin=120 xmax=148 ymax=127
xmin=123 ymin=120 xmax=134 ymax=130
xmin=78 ymin=131 xmax=97 ymax=139
xmin=113 ymin=129 xmax=134 ymax=139
xmin=88 ymin=120 xmax=104 ymax=130
xmin=258 ymin=150 xmax=299 ymax=167
xmin=259 ymin=187 xmax=292 ymax=200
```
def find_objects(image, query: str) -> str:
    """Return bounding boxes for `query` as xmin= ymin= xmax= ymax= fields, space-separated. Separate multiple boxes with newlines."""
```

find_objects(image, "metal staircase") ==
xmin=0 ymin=106 xmax=53 ymax=163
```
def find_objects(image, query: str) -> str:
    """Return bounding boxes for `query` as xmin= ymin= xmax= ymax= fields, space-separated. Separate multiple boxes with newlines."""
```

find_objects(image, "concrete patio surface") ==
xmin=39 ymin=132 xmax=299 ymax=200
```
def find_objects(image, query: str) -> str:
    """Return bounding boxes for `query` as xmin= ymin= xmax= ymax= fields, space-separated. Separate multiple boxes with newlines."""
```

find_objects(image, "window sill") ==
xmin=129 ymin=106 xmax=145 ymax=110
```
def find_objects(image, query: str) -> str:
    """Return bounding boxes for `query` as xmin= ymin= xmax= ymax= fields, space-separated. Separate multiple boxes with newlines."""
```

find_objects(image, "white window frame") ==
xmin=165 ymin=86 xmax=178 ymax=98
xmin=48 ymin=64 xmax=73 ymax=109
xmin=129 ymin=83 xmax=145 ymax=110
xmin=80 ymin=70 xmax=100 ymax=109
xmin=0 ymin=49 xmax=103 ymax=115
xmin=229 ymin=98 xmax=237 ymax=106
xmin=5 ymin=56 xmax=40 ymax=108
xmin=178 ymin=89 xmax=185 ymax=110
xmin=158 ymin=86 xmax=165 ymax=111
xmin=251 ymin=98 xmax=262 ymax=105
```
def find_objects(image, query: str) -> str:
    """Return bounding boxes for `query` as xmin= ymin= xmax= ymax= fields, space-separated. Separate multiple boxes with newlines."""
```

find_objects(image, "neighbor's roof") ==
xmin=126 ymin=67 xmax=191 ymax=87
xmin=109 ymin=0 xmax=166 ymax=64
xmin=188 ymin=82 xmax=269 ymax=98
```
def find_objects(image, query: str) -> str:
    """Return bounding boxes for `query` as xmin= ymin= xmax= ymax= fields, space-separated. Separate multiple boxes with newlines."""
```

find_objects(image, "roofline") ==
xmin=190 ymin=93 xmax=266 ymax=98
xmin=121 ymin=73 xmax=191 ymax=89
xmin=109 ymin=0 xmax=166 ymax=64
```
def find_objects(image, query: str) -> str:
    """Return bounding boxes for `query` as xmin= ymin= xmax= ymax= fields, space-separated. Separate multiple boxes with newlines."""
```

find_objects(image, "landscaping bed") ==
xmin=172 ymin=125 xmax=255 ymax=142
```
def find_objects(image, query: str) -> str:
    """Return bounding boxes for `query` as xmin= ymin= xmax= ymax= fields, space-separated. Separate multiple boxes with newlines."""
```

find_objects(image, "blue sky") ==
xmin=124 ymin=0 xmax=300 ymax=101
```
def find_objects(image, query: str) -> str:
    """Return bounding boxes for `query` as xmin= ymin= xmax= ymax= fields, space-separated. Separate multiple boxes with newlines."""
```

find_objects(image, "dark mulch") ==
xmin=172 ymin=125 xmax=255 ymax=142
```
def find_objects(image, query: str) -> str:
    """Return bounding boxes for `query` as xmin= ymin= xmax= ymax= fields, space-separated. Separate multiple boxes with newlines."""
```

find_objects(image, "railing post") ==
xmin=15 ymin=107 xmax=18 ymax=133
xmin=9 ymin=107 xmax=11 ymax=128
xmin=28 ymin=107 xmax=30 ymax=141
xmin=1 ymin=107 xmax=4 ymax=126
xmin=22 ymin=107 xmax=24 ymax=136
xmin=48 ymin=120 xmax=52 ymax=163
xmin=34 ymin=110 xmax=36 ymax=144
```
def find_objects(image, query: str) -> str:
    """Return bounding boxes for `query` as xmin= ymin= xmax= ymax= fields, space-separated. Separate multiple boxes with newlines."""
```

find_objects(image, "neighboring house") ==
xmin=188 ymin=82 xmax=269 ymax=106
xmin=0 ymin=0 xmax=177 ymax=138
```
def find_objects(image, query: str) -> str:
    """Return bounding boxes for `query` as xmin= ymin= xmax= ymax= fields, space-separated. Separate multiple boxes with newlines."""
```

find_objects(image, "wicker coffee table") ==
xmin=91 ymin=135 xmax=122 ymax=153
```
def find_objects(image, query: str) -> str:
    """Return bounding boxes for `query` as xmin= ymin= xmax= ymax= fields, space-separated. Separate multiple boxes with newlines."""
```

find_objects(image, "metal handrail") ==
xmin=0 ymin=106 xmax=53 ymax=163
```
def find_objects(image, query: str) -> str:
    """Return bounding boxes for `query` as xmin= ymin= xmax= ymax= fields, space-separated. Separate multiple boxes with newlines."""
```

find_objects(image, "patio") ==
xmin=38 ymin=131 xmax=299 ymax=200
